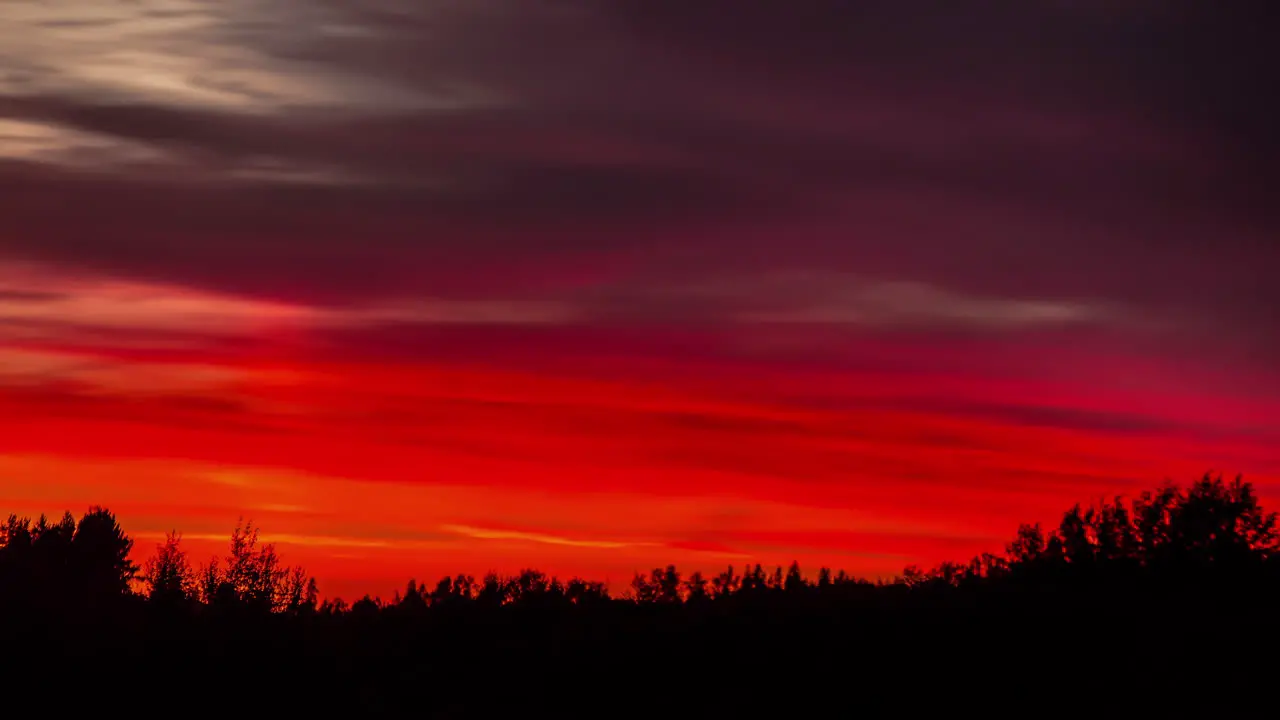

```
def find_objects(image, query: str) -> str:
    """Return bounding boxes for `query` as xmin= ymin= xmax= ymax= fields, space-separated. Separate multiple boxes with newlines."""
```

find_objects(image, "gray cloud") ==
xmin=0 ymin=0 xmax=1275 ymax=360
xmin=0 ymin=263 xmax=1134 ymax=354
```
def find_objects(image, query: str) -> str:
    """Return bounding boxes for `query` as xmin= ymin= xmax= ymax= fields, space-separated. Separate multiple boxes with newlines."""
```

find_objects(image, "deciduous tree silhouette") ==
xmin=142 ymin=531 xmax=195 ymax=607
xmin=994 ymin=473 xmax=1279 ymax=582
xmin=198 ymin=518 xmax=315 ymax=614
xmin=683 ymin=571 xmax=708 ymax=603
xmin=710 ymin=565 xmax=740 ymax=598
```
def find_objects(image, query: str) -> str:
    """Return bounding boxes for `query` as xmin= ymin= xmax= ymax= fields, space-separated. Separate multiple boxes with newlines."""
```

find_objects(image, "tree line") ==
xmin=3 ymin=473 xmax=1277 ymax=615
xmin=3 ymin=473 xmax=1278 ymax=715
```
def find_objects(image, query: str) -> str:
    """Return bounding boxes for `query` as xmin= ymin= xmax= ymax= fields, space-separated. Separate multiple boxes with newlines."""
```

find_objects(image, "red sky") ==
xmin=1 ymin=272 xmax=1273 ymax=600
xmin=1 ymin=2 xmax=1277 ymax=600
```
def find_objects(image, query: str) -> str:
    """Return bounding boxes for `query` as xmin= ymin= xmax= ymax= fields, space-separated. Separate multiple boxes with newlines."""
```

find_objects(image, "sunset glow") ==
xmin=1 ymin=1 xmax=1276 ymax=601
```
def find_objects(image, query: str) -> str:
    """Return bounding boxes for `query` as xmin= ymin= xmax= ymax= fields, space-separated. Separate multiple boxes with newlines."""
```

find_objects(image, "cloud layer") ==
xmin=2 ymin=1 xmax=1275 ymax=338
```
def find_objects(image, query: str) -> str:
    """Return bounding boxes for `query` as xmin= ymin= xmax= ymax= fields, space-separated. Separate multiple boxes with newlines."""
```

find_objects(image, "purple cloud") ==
xmin=0 ymin=0 xmax=1274 ymax=363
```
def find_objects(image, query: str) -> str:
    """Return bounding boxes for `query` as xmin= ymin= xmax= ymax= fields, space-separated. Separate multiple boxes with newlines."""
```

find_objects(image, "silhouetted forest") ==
xmin=4 ymin=474 xmax=1278 ymax=715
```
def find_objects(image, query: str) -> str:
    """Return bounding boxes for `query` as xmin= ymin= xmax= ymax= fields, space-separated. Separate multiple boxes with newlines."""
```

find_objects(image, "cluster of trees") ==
xmin=0 ymin=512 xmax=315 ymax=615
xmin=0 ymin=506 xmax=136 ymax=613
xmin=901 ymin=472 xmax=1278 ymax=589
xmin=144 ymin=521 xmax=317 ymax=614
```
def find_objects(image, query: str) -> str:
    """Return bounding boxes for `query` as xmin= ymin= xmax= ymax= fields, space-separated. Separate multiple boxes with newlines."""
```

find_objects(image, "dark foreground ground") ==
xmin=8 ymin=478 xmax=1277 ymax=716
xmin=9 ymin=586 xmax=1276 ymax=717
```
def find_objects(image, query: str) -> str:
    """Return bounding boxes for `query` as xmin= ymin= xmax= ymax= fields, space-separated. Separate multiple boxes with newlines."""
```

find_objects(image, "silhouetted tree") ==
xmin=30 ymin=513 xmax=76 ymax=603
xmin=476 ymin=572 xmax=508 ymax=607
xmin=1133 ymin=484 xmax=1177 ymax=551
xmin=197 ymin=557 xmax=221 ymax=605
xmin=1007 ymin=523 xmax=1047 ymax=564
xmin=767 ymin=564 xmax=784 ymax=590
xmin=398 ymin=579 xmax=428 ymax=612
xmin=710 ymin=565 xmax=740 ymax=599
xmin=562 ymin=577 xmax=608 ymax=606
xmin=280 ymin=565 xmax=319 ymax=615
xmin=452 ymin=574 xmax=476 ymax=602
xmin=196 ymin=518 xmax=314 ymax=613
xmin=1169 ymin=474 xmax=1277 ymax=565
xmin=351 ymin=594 xmax=381 ymax=620
xmin=143 ymin=531 xmax=195 ymax=606
xmin=511 ymin=569 xmax=551 ymax=606
xmin=740 ymin=564 xmax=767 ymax=594
xmin=784 ymin=561 xmax=806 ymax=593
xmin=71 ymin=506 xmax=137 ymax=601
xmin=0 ymin=515 xmax=35 ymax=608
xmin=1093 ymin=497 xmax=1138 ymax=564
xmin=683 ymin=571 xmax=709 ymax=603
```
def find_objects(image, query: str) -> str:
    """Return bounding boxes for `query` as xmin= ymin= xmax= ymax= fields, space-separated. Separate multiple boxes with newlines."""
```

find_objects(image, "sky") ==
xmin=0 ymin=0 xmax=1277 ymax=600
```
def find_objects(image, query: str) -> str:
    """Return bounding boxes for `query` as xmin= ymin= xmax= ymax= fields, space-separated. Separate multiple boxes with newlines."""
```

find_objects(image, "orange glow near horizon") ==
xmin=2 ymin=282 xmax=1276 ymax=601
